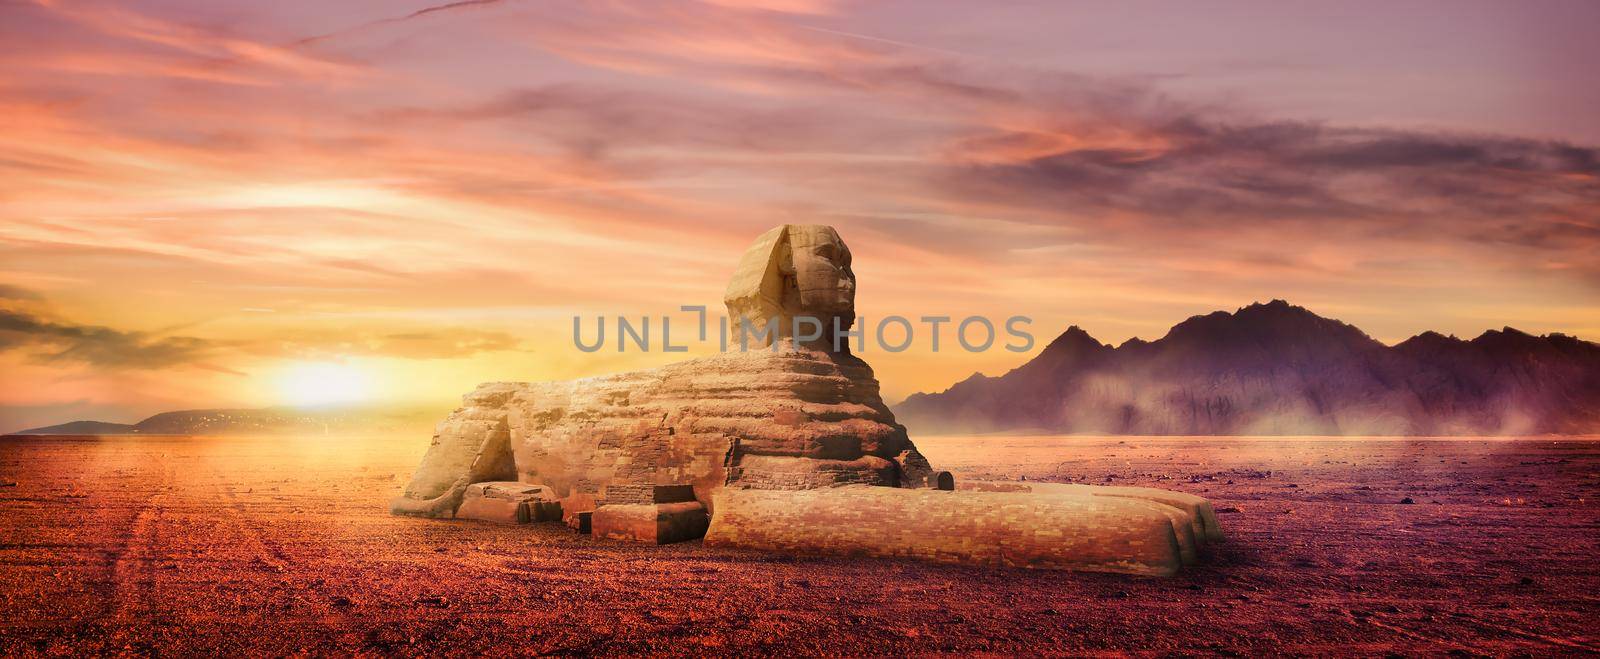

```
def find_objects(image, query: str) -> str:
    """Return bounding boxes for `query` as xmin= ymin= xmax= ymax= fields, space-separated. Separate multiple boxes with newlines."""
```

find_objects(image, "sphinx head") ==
xmin=723 ymin=224 xmax=856 ymax=350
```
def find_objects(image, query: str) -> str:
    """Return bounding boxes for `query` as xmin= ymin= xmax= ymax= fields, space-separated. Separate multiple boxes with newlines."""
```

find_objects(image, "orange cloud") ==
xmin=1 ymin=0 xmax=1597 ymax=431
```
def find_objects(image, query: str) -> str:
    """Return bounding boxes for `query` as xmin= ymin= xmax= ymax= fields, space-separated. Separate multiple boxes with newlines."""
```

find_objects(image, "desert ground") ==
xmin=1 ymin=432 xmax=1596 ymax=656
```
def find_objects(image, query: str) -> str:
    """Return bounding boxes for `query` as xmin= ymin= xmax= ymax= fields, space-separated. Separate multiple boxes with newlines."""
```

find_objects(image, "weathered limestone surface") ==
xmin=392 ymin=225 xmax=939 ymax=522
xmin=592 ymin=502 xmax=711 ymax=545
xmin=391 ymin=223 xmax=1223 ymax=573
xmin=957 ymin=481 xmax=1214 ymax=563
xmin=592 ymin=484 xmax=711 ymax=544
xmin=455 ymin=481 xmax=561 ymax=524
xmin=705 ymin=486 xmax=1186 ymax=576
xmin=391 ymin=408 xmax=515 ymax=519
xmin=454 ymin=495 xmax=524 ymax=524
xmin=1029 ymin=482 xmax=1221 ymax=544
xmin=391 ymin=346 xmax=935 ymax=518
xmin=724 ymin=224 xmax=855 ymax=350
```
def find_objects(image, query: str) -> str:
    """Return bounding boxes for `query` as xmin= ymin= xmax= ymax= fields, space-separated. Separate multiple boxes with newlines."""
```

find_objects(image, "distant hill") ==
xmin=6 ymin=405 xmax=445 ymax=436
xmin=894 ymin=300 xmax=1600 ymax=436
xmin=13 ymin=420 xmax=137 ymax=435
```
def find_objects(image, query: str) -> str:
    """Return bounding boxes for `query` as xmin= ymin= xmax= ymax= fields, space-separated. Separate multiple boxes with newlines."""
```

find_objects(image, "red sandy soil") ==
xmin=1 ymin=433 xmax=1596 ymax=656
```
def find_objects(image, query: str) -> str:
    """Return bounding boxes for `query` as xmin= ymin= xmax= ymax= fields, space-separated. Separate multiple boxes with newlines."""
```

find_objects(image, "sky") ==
xmin=2 ymin=0 xmax=1598 ymax=431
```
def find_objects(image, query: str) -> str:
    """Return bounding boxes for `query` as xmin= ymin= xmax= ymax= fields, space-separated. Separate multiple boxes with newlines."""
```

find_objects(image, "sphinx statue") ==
xmin=392 ymin=224 xmax=1220 ymax=575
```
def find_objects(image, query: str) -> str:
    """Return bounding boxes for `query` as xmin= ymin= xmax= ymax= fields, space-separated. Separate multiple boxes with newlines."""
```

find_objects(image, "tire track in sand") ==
xmin=203 ymin=465 xmax=374 ymax=652
xmin=100 ymin=445 xmax=175 ymax=642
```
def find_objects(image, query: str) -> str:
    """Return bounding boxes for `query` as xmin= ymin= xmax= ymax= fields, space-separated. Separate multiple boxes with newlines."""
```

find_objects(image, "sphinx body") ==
xmin=392 ymin=224 xmax=1220 ymax=575
xmin=391 ymin=346 xmax=942 ymax=518
xmin=394 ymin=225 xmax=937 ymax=520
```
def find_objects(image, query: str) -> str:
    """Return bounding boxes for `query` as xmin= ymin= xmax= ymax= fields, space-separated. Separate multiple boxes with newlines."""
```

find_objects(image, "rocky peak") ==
xmin=1161 ymin=299 xmax=1379 ymax=355
xmin=1042 ymin=325 xmax=1107 ymax=354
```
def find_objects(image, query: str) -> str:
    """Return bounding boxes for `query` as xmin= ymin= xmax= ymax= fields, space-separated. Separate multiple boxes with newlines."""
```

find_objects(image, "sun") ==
xmin=275 ymin=362 xmax=374 ymax=408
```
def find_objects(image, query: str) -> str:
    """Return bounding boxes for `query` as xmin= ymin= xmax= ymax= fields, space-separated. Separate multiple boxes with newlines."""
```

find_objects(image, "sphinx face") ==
xmin=723 ymin=224 xmax=857 ymax=349
xmin=783 ymin=225 xmax=855 ymax=329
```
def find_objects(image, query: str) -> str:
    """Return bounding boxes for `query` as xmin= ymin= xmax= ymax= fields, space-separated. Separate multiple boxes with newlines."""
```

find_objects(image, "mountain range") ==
xmin=893 ymin=300 xmax=1600 ymax=436
xmin=7 ymin=405 xmax=443 ymax=436
xmin=14 ymin=301 xmax=1598 ymax=437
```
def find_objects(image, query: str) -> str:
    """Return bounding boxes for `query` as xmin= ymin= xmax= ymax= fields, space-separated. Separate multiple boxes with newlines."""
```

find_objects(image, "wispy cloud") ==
xmin=0 ymin=307 xmax=227 ymax=371
xmin=0 ymin=286 xmax=526 ymax=371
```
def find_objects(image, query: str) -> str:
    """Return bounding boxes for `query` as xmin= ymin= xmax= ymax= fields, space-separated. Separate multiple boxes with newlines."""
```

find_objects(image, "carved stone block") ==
xmin=593 ymin=502 xmax=710 ymax=544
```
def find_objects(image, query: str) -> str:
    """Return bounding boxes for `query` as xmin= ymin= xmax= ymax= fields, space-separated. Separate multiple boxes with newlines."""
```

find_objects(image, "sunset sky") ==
xmin=2 ymin=0 xmax=1598 ymax=431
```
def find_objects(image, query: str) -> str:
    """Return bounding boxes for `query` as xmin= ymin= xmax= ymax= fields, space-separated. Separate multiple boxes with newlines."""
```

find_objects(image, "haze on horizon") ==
xmin=2 ymin=0 xmax=1598 ymax=431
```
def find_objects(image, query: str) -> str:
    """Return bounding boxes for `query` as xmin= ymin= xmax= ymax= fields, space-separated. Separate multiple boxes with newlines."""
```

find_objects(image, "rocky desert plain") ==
xmin=1 ymin=431 xmax=1596 ymax=656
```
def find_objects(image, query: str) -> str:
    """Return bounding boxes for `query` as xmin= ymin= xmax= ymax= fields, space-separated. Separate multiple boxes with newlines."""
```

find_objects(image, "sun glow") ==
xmin=275 ymin=362 xmax=374 ymax=408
